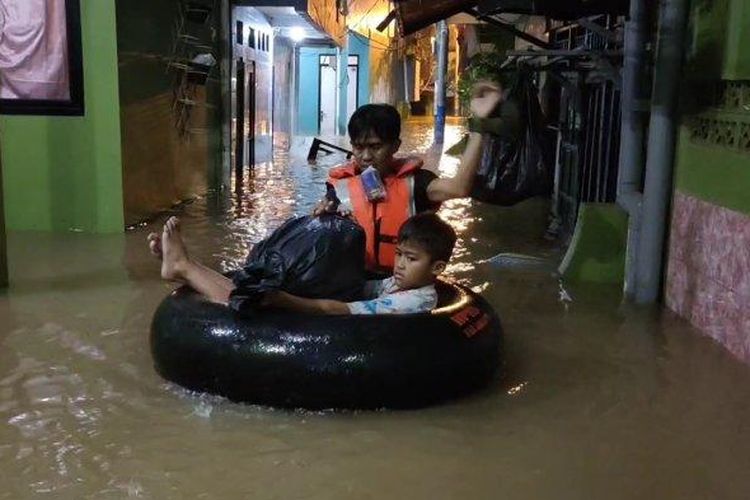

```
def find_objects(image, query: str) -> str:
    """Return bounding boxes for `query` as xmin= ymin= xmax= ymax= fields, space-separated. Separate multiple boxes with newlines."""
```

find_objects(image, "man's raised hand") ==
xmin=470 ymin=80 xmax=503 ymax=119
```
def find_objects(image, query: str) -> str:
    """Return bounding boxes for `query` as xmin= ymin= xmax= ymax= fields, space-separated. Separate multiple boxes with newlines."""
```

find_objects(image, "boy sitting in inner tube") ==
xmin=264 ymin=212 xmax=455 ymax=314
xmin=148 ymin=212 xmax=455 ymax=315
xmin=314 ymin=81 xmax=503 ymax=275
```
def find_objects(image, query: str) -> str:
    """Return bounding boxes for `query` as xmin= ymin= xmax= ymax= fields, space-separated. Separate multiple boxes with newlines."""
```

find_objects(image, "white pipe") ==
xmin=634 ymin=0 xmax=690 ymax=304
xmin=618 ymin=0 xmax=648 ymax=298
xmin=291 ymin=42 xmax=298 ymax=136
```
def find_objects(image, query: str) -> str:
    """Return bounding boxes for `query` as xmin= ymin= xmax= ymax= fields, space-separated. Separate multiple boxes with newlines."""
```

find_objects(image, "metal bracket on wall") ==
xmin=501 ymin=48 xmax=623 ymax=80
xmin=167 ymin=0 xmax=218 ymax=138
xmin=576 ymin=16 xmax=620 ymax=43
xmin=505 ymin=49 xmax=623 ymax=58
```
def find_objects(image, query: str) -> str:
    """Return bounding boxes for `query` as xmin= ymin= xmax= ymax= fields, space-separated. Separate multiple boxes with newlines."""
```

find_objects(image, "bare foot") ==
xmin=147 ymin=232 xmax=162 ymax=259
xmin=160 ymin=216 xmax=190 ymax=281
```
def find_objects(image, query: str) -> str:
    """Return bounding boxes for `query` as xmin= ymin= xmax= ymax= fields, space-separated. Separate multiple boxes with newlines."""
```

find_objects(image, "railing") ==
xmin=307 ymin=138 xmax=354 ymax=163
xmin=549 ymin=16 xmax=624 ymax=238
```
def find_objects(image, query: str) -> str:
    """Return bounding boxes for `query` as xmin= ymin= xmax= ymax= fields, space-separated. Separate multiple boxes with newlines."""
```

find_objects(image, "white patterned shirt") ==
xmin=346 ymin=277 xmax=438 ymax=315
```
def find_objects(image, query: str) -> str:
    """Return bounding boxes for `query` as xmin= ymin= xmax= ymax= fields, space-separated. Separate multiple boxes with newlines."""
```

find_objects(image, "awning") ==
xmin=476 ymin=0 xmax=629 ymax=19
xmin=397 ymin=0 xmax=479 ymax=36
xmin=396 ymin=0 xmax=630 ymax=36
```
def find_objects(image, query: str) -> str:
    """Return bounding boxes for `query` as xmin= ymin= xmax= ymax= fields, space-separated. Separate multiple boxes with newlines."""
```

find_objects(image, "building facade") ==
xmin=665 ymin=0 xmax=750 ymax=363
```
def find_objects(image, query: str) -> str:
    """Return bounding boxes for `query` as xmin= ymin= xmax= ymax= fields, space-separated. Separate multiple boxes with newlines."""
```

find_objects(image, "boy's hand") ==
xmin=470 ymin=80 xmax=503 ymax=119
xmin=338 ymin=208 xmax=354 ymax=220
xmin=312 ymin=199 xmax=355 ymax=221
xmin=312 ymin=198 xmax=337 ymax=216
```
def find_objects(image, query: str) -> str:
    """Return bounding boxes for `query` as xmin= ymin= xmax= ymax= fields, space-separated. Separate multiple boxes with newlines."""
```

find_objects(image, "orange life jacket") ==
xmin=328 ymin=157 xmax=424 ymax=273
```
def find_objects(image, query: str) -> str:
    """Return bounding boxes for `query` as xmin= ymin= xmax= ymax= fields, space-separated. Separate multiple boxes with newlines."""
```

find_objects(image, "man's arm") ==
xmin=426 ymin=80 xmax=503 ymax=203
xmin=426 ymin=132 xmax=484 ymax=202
xmin=264 ymin=290 xmax=351 ymax=315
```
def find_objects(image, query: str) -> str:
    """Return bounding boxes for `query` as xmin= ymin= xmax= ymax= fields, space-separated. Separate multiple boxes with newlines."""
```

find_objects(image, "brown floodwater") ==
xmin=2 ymin=119 xmax=750 ymax=499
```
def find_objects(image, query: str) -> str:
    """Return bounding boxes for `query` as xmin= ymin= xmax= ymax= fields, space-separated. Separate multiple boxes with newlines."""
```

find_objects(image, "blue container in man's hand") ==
xmin=360 ymin=166 xmax=387 ymax=202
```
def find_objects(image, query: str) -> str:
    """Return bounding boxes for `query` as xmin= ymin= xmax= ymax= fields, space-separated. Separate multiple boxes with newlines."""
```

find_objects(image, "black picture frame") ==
xmin=0 ymin=0 xmax=85 ymax=116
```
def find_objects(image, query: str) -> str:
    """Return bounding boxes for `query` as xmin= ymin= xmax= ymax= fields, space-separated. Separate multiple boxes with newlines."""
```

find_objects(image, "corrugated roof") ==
xmin=397 ymin=0 xmax=478 ymax=36
xmin=476 ymin=0 xmax=629 ymax=19
xmin=396 ymin=0 xmax=629 ymax=36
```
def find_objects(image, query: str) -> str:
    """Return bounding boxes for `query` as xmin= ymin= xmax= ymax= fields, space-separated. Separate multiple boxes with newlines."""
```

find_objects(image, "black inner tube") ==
xmin=151 ymin=281 xmax=503 ymax=410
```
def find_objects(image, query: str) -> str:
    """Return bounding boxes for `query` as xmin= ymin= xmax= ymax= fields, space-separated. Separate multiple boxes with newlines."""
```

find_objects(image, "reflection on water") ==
xmin=2 ymin=119 xmax=750 ymax=499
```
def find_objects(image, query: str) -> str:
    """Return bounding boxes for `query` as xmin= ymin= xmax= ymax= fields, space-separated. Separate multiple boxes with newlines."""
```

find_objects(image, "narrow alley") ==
xmin=1 ymin=0 xmax=750 ymax=498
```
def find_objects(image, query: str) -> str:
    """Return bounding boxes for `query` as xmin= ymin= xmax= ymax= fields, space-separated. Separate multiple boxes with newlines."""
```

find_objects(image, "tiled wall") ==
xmin=666 ymin=191 xmax=750 ymax=362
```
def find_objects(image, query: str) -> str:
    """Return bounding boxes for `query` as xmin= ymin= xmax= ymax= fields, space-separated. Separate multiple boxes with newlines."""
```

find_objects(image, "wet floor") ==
xmin=2 ymin=119 xmax=750 ymax=499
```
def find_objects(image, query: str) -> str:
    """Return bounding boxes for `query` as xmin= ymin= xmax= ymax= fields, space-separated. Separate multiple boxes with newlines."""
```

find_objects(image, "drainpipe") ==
xmin=434 ymin=20 xmax=448 ymax=144
xmin=617 ymin=0 xmax=648 ymax=298
xmin=291 ymin=42 xmax=298 ymax=136
xmin=634 ymin=0 xmax=691 ymax=303
xmin=337 ymin=42 xmax=349 ymax=136
xmin=454 ymin=28 xmax=460 ymax=116
xmin=403 ymin=56 xmax=410 ymax=103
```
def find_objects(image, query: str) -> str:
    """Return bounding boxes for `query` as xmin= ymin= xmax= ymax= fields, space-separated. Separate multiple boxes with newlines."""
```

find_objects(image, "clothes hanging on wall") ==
xmin=0 ymin=0 xmax=69 ymax=100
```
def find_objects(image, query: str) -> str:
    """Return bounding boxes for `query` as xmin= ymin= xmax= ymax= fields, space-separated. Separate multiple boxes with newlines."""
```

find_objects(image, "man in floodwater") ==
xmin=316 ymin=81 xmax=503 ymax=274
xmin=147 ymin=81 xmax=503 ymax=306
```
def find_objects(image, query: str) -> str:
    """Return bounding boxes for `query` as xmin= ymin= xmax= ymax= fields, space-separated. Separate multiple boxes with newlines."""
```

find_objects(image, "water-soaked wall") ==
xmin=273 ymin=37 xmax=293 ymax=139
xmin=666 ymin=0 xmax=750 ymax=363
xmin=308 ymin=0 xmax=347 ymax=46
xmin=367 ymin=39 xmax=398 ymax=105
xmin=116 ymin=0 xmax=223 ymax=226
xmin=0 ymin=0 xmax=123 ymax=233
xmin=348 ymin=0 xmax=398 ymax=105
xmin=232 ymin=7 xmax=274 ymax=163
xmin=349 ymin=32 xmax=371 ymax=110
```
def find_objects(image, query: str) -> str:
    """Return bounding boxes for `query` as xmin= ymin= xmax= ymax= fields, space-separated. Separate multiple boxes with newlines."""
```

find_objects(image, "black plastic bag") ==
xmin=228 ymin=213 xmax=366 ymax=315
xmin=471 ymin=73 xmax=553 ymax=206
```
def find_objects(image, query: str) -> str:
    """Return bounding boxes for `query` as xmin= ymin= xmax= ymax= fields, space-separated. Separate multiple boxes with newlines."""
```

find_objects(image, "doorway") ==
xmin=318 ymin=55 xmax=337 ymax=135
xmin=318 ymin=54 xmax=360 ymax=135
xmin=234 ymin=58 xmax=245 ymax=176
xmin=234 ymin=58 xmax=256 ymax=176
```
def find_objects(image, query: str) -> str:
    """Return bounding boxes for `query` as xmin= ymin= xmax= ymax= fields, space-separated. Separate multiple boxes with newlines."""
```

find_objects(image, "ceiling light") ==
xmin=289 ymin=27 xmax=306 ymax=42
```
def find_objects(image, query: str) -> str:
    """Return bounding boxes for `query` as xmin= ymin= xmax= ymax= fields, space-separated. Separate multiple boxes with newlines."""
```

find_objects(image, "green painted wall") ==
xmin=724 ymin=0 xmax=750 ymax=79
xmin=687 ymin=0 xmax=750 ymax=80
xmin=676 ymin=0 xmax=750 ymax=216
xmin=0 ymin=0 xmax=123 ymax=233
xmin=674 ymin=126 xmax=750 ymax=216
